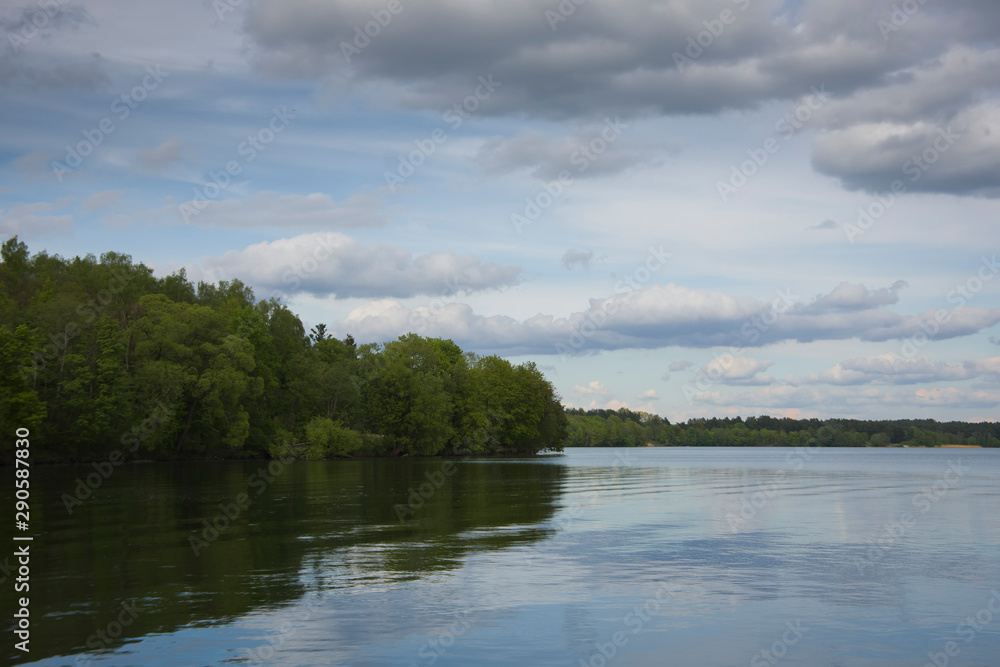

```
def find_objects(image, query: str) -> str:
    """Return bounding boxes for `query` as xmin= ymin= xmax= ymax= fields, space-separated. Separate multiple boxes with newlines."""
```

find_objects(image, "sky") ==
xmin=2 ymin=0 xmax=1000 ymax=423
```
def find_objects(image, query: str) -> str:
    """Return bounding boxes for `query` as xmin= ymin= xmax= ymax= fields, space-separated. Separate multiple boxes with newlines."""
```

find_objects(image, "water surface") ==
xmin=10 ymin=447 xmax=1000 ymax=666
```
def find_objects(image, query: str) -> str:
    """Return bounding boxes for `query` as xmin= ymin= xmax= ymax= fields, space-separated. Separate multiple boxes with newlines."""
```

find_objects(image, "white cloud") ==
xmin=700 ymin=356 xmax=775 ymax=385
xmin=574 ymin=380 xmax=612 ymax=398
xmin=328 ymin=282 xmax=1000 ymax=354
xmin=792 ymin=354 xmax=1000 ymax=386
xmin=200 ymin=232 xmax=522 ymax=299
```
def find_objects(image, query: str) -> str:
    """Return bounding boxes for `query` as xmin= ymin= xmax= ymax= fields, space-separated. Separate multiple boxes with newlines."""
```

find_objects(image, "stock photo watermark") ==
xmin=554 ymin=245 xmax=670 ymax=361
xmin=854 ymin=459 xmax=968 ymax=574
xmin=384 ymin=74 xmax=502 ymax=192
xmin=6 ymin=0 xmax=72 ymax=54
xmin=394 ymin=460 xmax=458 ymax=523
xmin=61 ymin=401 xmax=175 ymax=514
xmin=922 ymin=590 xmax=1000 ymax=667
xmin=50 ymin=65 xmax=170 ymax=181
xmin=843 ymin=126 xmax=961 ymax=243
xmin=511 ymin=116 xmax=628 ymax=234
xmin=340 ymin=0 xmax=417 ymax=62
xmin=891 ymin=254 xmax=998 ymax=365
xmin=188 ymin=443 xmax=297 ymax=555
xmin=749 ymin=620 xmax=808 ymax=667
xmin=718 ymin=86 xmax=829 ymax=202
xmin=682 ymin=288 xmax=797 ymax=402
xmin=178 ymin=106 xmax=297 ymax=223
xmin=877 ymin=0 xmax=932 ymax=39
xmin=672 ymin=0 xmax=752 ymax=72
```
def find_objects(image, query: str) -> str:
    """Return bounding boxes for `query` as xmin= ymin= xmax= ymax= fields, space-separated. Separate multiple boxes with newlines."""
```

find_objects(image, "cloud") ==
xmin=701 ymin=356 xmax=775 ymax=385
xmin=791 ymin=354 xmax=1000 ymax=386
xmin=0 ymin=50 xmax=107 ymax=89
xmin=692 ymin=385 xmax=1000 ymax=412
xmin=12 ymin=151 xmax=56 ymax=181
xmin=638 ymin=389 xmax=660 ymax=400
xmin=81 ymin=189 xmax=124 ymax=212
xmin=177 ymin=191 xmax=393 ymax=230
xmin=812 ymin=101 xmax=1000 ymax=198
xmin=797 ymin=280 xmax=907 ymax=314
xmin=669 ymin=360 xmax=694 ymax=372
xmin=242 ymin=0 xmax=1000 ymax=198
xmin=574 ymin=380 xmax=612 ymax=398
xmin=811 ymin=219 xmax=838 ymax=230
xmin=0 ymin=201 xmax=73 ymax=238
xmin=561 ymin=249 xmax=594 ymax=270
xmin=136 ymin=139 xmax=185 ymax=171
xmin=328 ymin=281 xmax=1000 ymax=354
xmin=477 ymin=125 xmax=665 ymax=181
xmin=200 ymin=231 xmax=522 ymax=299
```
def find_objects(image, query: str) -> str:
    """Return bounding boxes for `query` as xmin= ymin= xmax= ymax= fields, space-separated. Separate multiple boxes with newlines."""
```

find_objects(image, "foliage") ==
xmin=0 ymin=239 xmax=567 ymax=461
xmin=564 ymin=408 xmax=1000 ymax=448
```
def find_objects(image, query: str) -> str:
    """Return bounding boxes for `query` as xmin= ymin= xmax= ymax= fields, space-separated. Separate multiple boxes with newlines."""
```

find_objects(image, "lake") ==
xmin=9 ymin=447 xmax=1000 ymax=666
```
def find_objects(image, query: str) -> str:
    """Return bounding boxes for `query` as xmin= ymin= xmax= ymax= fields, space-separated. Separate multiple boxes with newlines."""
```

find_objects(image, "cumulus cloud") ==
xmin=574 ymin=381 xmax=612 ymax=399
xmin=798 ymin=280 xmax=907 ymax=314
xmin=200 ymin=232 xmax=522 ymax=299
xmin=328 ymin=281 xmax=1000 ymax=354
xmin=791 ymin=354 xmax=1000 ymax=386
xmin=701 ymin=356 xmax=775 ymax=385
xmin=638 ymin=389 xmax=660 ymax=400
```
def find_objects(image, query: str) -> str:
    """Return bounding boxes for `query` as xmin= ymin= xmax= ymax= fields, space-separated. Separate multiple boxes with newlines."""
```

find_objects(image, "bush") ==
xmin=303 ymin=417 xmax=364 ymax=458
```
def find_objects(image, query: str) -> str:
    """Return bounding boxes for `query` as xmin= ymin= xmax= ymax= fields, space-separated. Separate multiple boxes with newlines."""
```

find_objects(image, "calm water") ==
xmin=8 ymin=447 xmax=1000 ymax=666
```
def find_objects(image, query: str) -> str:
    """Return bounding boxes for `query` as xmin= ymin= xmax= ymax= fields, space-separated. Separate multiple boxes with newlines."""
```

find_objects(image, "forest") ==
xmin=565 ymin=408 xmax=1000 ymax=448
xmin=0 ymin=238 xmax=567 ymax=462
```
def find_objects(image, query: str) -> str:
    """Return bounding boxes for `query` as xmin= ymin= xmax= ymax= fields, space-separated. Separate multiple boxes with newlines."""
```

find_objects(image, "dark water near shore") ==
xmin=8 ymin=447 xmax=1000 ymax=666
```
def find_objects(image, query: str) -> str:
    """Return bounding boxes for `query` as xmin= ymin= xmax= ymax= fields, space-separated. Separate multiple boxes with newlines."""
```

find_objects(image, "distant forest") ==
xmin=566 ymin=408 xmax=1000 ymax=448
xmin=0 ymin=238 xmax=566 ymax=462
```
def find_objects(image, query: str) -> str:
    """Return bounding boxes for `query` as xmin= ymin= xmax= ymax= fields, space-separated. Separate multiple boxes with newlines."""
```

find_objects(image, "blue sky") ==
xmin=3 ymin=0 xmax=1000 ymax=422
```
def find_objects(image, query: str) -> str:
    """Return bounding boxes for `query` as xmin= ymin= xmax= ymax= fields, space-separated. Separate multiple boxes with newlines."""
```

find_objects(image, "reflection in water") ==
xmin=12 ymin=457 xmax=565 ymax=665
xmin=12 ymin=447 xmax=1000 ymax=666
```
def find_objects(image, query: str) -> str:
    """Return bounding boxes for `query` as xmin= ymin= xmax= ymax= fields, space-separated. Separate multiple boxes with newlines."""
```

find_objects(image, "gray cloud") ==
xmin=561 ymin=249 xmax=594 ymax=270
xmin=796 ymin=280 xmax=906 ymax=315
xmin=477 ymin=125 xmax=666 ymax=181
xmin=242 ymin=0 xmax=1000 ymax=198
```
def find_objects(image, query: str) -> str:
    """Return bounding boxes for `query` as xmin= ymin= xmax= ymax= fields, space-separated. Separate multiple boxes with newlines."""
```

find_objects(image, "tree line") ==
xmin=0 ymin=238 xmax=567 ymax=462
xmin=565 ymin=408 xmax=1000 ymax=447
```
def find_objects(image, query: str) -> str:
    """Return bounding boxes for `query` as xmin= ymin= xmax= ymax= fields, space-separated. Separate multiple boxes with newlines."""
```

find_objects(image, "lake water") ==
xmin=9 ymin=447 xmax=1000 ymax=666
